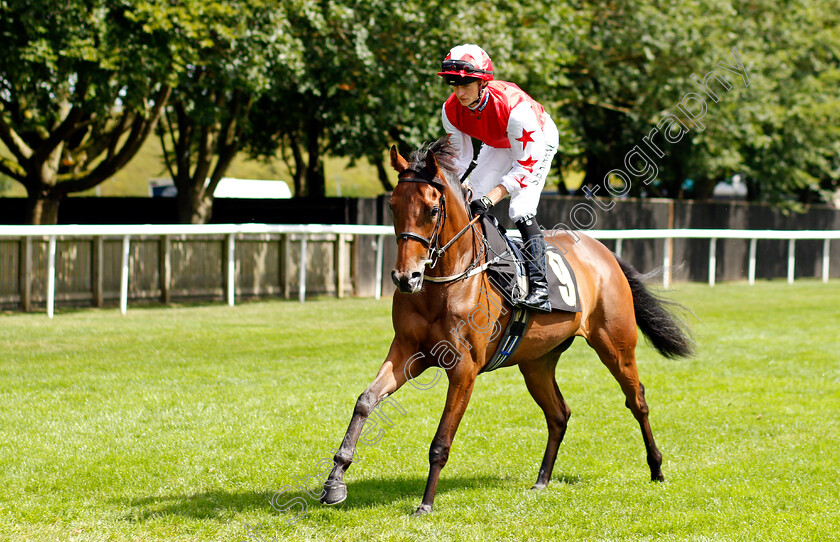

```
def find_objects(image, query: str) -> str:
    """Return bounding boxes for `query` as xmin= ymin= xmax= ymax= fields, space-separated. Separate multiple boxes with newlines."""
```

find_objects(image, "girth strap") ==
xmin=480 ymin=306 xmax=530 ymax=373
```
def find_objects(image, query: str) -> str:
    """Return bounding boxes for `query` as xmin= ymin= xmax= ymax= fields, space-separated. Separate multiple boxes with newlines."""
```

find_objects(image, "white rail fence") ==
xmin=594 ymin=229 xmax=840 ymax=288
xmin=0 ymin=225 xmax=837 ymax=318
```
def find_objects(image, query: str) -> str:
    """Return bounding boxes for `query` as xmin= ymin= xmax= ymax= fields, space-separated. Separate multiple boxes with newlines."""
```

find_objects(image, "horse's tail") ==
xmin=615 ymin=256 xmax=695 ymax=359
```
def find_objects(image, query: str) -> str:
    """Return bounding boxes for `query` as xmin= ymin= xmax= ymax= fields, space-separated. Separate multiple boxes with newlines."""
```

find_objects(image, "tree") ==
xmin=0 ymin=0 xmax=181 ymax=223
xmin=551 ymin=0 xmax=840 ymax=204
xmin=155 ymin=0 xmax=301 ymax=223
xmin=718 ymin=0 xmax=840 ymax=204
xmin=548 ymin=0 xmax=734 ymax=199
xmin=246 ymin=0 xmax=461 ymax=198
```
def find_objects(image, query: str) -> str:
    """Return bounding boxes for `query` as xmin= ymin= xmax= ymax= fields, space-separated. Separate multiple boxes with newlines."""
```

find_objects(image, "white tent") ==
xmin=149 ymin=177 xmax=292 ymax=199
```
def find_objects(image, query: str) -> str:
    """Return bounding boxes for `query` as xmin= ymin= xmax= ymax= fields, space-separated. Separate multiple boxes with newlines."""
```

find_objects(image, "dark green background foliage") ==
xmin=1 ymin=0 xmax=839 ymax=222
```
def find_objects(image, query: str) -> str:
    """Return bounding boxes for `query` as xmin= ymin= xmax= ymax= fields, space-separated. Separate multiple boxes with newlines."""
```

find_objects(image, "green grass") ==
xmin=1 ymin=281 xmax=838 ymax=541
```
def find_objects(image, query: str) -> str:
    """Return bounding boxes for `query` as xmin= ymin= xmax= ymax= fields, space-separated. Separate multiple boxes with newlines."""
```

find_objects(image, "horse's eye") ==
xmin=430 ymin=206 xmax=440 ymax=218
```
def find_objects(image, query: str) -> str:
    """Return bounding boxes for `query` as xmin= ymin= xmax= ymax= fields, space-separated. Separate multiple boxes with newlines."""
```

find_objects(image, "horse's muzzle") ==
xmin=391 ymin=269 xmax=424 ymax=293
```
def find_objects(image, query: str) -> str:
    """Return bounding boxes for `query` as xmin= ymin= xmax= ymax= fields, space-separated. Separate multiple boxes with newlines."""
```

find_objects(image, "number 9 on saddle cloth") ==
xmin=482 ymin=215 xmax=581 ymax=314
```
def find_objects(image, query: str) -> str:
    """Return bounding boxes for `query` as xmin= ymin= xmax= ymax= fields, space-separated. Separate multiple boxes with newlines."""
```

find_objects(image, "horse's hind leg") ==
xmin=519 ymin=341 xmax=573 ymax=489
xmin=587 ymin=330 xmax=664 ymax=481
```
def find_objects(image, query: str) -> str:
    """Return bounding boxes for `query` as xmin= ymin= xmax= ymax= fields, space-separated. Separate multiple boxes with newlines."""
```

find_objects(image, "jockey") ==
xmin=438 ymin=44 xmax=558 ymax=313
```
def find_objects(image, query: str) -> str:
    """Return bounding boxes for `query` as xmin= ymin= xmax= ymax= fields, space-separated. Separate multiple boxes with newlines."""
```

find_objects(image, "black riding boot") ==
xmin=515 ymin=215 xmax=551 ymax=313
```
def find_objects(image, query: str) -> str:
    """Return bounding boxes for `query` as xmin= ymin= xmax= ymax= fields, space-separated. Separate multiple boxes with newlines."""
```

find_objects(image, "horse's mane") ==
xmin=406 ymin=136 xmax=465 ymax=206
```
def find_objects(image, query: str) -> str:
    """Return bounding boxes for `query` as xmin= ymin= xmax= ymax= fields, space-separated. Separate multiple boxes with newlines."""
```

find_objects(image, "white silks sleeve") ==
xmin=499 ymin=102 xmax=546 ymax=198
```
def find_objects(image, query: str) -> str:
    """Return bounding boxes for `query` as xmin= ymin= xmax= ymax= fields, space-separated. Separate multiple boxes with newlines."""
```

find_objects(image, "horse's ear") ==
xmin=390 ymin=146 xmax=408 ymax=173
xmin=425 ymin=149 xmax=439 ymax=177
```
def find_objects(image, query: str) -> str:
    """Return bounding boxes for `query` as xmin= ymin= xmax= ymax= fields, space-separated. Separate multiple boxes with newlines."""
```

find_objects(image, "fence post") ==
xmin=160 ymin=235 xmax=171 ymax=304
xmin=120 ymin=235 xmax=130 ymax=315
xmin=663 ymin=237 xmax=672 ymax=289
xmin=350 ymin=235 xmax=359 ymax=297
xmin=334 ymin=233 xmax=345 ymax=298
xmin=46 ymin=235 xmax=57 ymax=318
xmin=281 ymin=234 xmax=291 ymax=299
xmin=708 ymin=237 xmax=717 ymax=287
xmin=20 ymin=236 xmax=32 ymax=312
xmin=748 ymin=238 xmax=757 ymax=285
xmin=822 ymin=238 xmax=830 ymax=283
xmin=299 ymin=236 xmax=307 ymax=303
xmin=787 ymin=239 xmax=795 ymax=284
xmin=615 ymin=238 xmax=623 ymax=259
xmin=226 ymin=233 xmax=236 ymax=307
xmin=92 ymin=236 xmax=105 ymax=307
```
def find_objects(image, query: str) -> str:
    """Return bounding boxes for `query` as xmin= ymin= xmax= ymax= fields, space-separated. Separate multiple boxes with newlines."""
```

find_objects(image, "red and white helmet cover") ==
xmin=438 ymin=44 xmax=494 ymax=84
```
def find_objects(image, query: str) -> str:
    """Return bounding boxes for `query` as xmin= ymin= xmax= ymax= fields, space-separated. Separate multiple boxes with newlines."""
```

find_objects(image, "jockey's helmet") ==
xmin=437 ymin=44 xmax=494 ymax=86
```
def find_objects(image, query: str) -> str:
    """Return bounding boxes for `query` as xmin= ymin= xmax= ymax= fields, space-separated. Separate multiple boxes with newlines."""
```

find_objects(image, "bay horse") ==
xmin=321 ymin=137 xmax=693 ymax=515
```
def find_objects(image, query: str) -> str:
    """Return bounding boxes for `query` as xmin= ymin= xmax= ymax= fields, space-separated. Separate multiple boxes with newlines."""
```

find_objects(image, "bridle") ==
xmin=396 ymin=169 xmax=447 ymax=267
xmin=395 ymin=168 xmax=486 ymax=282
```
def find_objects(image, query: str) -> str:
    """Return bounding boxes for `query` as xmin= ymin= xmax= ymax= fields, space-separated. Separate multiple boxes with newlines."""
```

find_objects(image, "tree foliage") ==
xmin=2 ymin=0 xmax=838 ymax=222
xmin=557 ymin=0 xmax=840 ymax=203
xmin=245 ymin=0 xmax=450 ymax=198
xmin=154 ymin=0 xmax=299 ymax=223
xmin=0 ymin=0 xmax=180 ymax=223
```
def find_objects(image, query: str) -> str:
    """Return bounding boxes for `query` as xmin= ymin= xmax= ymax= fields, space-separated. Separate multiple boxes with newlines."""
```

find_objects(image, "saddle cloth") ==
xmin=477 ymin=215 xmax=581 ymax=373
xmin=481 ymin=215 xmax=581 ymax=314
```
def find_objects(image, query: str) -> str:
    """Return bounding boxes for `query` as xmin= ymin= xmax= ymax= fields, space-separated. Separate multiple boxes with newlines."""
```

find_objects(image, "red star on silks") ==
xmin=517 ymin=155 xmax=538 ymax=173
xmin=516 ymin=128 xmax=535 ymax=150
xmin=515 ymin=175 xmax=529 ymax=188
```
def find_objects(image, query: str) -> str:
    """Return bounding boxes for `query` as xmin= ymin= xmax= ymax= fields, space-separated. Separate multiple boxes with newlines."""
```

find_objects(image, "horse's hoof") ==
xmin=412 ymin=504 xmax=433 ymax=517
xmin=530 ymin=483 xmax=547 ymax=491
xmin=651 ymin=472 xmax=665 ymax=483
xmin=320 ymin=481 xmax=347 ymax=505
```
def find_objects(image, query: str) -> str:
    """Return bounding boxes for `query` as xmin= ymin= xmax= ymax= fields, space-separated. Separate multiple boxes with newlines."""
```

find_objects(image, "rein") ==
xmin=396 ymin=171 xmax=485 ymax=283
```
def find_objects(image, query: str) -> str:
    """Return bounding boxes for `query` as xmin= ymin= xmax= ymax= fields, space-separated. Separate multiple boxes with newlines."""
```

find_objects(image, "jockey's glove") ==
xmin=470 ymin=195 xmax=494 ymax=217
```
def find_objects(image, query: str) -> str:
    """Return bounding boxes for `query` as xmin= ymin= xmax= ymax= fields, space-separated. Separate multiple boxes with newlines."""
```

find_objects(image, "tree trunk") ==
xmin=746 ymin=177 xmax=760 ymax=201
xmin=25 ymin=186 xmax=62 ymax=225
xmin=305 ymin=118 xmax=325 ymax=198
xmin=693 ymin=176 xmax=717 ymax=200
xmin=580 ymin=104 xmax=632 ymax=196
xmin=177 ymin=186 xmax=213 ymax=224
xmin=372 ymin=153 xmax=394 ymax=192
xmin=287 ymin=133 xmax=305 ymax=197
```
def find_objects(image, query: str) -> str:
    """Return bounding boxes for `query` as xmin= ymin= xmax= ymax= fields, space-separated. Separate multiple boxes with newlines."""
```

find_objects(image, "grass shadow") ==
xmin=338 ymin=474 xmax=505 ymax=512
xmin=119 ymin=489 xmax=276 ymax=522
xmin=118 ymin=474 xmax=509 ymax=523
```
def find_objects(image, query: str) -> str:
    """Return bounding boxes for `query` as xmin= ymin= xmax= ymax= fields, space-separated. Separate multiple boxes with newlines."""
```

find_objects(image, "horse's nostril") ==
xmin=410 ymin=271 xmax=422 ymax=281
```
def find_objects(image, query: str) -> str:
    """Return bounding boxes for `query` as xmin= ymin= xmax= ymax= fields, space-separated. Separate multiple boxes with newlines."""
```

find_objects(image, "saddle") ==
xmin=477 ymin=215 xmax=581 ymax=373
xmin=481 ymin=215 xmax=581 ymax=314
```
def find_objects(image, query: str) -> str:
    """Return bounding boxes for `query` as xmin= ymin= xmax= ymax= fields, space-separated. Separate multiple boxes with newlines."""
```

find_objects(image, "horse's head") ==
xmin=389 ymin=145 xmax=447 ymax=293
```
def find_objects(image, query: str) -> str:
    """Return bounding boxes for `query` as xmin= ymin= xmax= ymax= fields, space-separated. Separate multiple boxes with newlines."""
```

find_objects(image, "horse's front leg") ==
xmin=321 ymin=340 xmax=420 ymax=505
xmin=414 ymin=363 xmax=478 ymax=516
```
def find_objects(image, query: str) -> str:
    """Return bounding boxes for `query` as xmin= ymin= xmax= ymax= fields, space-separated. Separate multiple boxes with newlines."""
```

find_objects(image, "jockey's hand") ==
xmin=461 ymin=181 xmax=472 ymax=201
xmin=470 ymin=195 xmax=494 ymax=217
